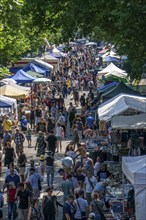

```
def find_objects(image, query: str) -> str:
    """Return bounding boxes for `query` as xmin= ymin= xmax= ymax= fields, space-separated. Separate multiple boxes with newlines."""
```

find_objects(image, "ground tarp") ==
xmin=98 ymin=62 xmax=125 ymax=75
xmin=101 ymin=82 xmax=140 ymax=101
xmin=111 ymin=114 xmax=146 ymax=129
xmin=122 ymin=156 xmax=146 ymax=220
xmin=11 ymin=69 xmax=35 ymax=84
xmin=98 ymin=93 xmax=146 ymax=121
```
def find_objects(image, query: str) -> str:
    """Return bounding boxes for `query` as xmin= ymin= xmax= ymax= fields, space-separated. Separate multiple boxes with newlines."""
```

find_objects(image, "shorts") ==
xmin=16 ymin=144 xmax=23 ymax=154
xmin=56 ymin=136 xmax=62 ymax=141
xmin=26 ymin=136 xmax=31 ymax=141
xmin=19 ymin=167 xmax=25 ymax=175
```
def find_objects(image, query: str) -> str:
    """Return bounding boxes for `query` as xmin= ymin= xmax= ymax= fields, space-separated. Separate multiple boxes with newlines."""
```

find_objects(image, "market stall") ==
xmin=0 ymin=96 xmax=18 ymax=119
xmin=0 ymin=84 xmax=29 ymax=99
xmin=98 ymin=93 xmax=146 ymax=122
xmin=122 ymin=156 xmax=146 ymax=220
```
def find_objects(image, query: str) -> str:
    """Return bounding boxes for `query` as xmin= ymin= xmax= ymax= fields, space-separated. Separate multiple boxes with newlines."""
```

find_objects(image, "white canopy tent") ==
xmin=122 ymin=156 xmax=146 ymax=220
xmin=111 ymin=114 xmax=146 ymax=129
xmin=98 ymin=93 xmax=146 ymax=122
xmin=98 ymin=62 xmax=125 ymax=75
xmin=139 ymin=79 xmax=146 ymax=86
xmin=104 ymin=71 xmax=127 ymax=78
xmin=0 ymin=96 xmax=18 ymax=118
xmin=33 ymin=58 xmax=54 ymax=70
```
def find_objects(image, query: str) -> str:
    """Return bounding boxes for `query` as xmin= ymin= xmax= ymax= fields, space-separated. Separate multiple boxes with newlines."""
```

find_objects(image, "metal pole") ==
xmin=122 ymin=172 xmax=125 ymax=212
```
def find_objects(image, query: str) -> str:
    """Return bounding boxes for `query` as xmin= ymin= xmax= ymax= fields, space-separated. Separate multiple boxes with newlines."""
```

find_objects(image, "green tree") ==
xmin=25 ymin=0 xmax=146 ymax=78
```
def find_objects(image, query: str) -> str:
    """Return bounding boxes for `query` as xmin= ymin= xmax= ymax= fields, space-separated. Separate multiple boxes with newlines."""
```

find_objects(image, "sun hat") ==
xmin=38 ymin=131 xmax=43 ymax=136
xmin=89 ymin=213 xmax=95 ymax=219
xmin=39 ymin=155 xmax=45 ymax=161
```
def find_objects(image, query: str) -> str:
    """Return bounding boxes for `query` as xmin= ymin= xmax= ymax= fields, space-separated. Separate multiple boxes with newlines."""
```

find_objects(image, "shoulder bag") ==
xmin=94 ymin=201 xmax=106 ymax=220
xmin=88 ymin=177 xmax=94 ymax=189
xmin=76 ymin=199 xmax=86 ymax=219
xmin=35 ymin=174 xmax=42 ymax=191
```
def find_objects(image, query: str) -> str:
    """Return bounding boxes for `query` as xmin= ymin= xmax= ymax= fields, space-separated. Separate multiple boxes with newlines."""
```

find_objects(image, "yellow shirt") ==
xmin=3 ymin=119 xmax=12 ymax=131
xmin=67 ymin=80 xmax=71 ymax=88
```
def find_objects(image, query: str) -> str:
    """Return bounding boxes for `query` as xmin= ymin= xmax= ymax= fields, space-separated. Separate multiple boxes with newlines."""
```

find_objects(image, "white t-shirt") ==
xmin=94 ymin=162 xmax=101 ymax=176
xmin=66 ymin=150 xmax=76 ymax=159
xmin=56 ymin=126 xmax=63 ymax=137
xmin=85 ymin=176 xmax=97 ymax=193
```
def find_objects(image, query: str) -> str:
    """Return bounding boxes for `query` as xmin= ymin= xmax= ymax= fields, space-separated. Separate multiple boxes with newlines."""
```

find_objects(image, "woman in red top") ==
xmin=7 ymin=181 xmax=17 ymax=220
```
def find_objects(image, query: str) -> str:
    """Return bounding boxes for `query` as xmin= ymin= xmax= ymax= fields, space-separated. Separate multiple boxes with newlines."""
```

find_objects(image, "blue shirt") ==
xmin=5 ymin=174 xmax=20 ymax=188
xmin=86 ymin=116 xmax=94 ymax=127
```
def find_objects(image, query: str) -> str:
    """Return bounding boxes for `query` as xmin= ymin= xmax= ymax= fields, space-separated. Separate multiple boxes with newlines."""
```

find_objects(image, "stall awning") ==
xmin=0 ymin=84 xmax=29 ymax=99
xmin=98 ymin=93 xmax=146 ymax=121
xmin=122 ymin=155 xmax=146 ymax=185
xmin=111 ymin=114 xmax=146 ymax=129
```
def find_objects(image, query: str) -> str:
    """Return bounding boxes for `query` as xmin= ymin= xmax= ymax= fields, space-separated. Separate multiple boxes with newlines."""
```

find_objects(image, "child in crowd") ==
xmin=25 ymin=125 xmax=32 ymax=147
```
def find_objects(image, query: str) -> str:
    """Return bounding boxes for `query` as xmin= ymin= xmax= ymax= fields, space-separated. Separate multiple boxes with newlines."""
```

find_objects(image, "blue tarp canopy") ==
xmin=23 ymin=63 xmax=46 ymax=74
xmin=48 ymin=51 xmax=61 ymax=58
xmin=0 ymin=100 xmax=12 ymax=108
xmin=97 ymin=82 xmax=119 ymax=91
xmin=9 ymin=67 xmax=22 ymax=74
xmin=11 ymin=69 xmax=35 ymax=84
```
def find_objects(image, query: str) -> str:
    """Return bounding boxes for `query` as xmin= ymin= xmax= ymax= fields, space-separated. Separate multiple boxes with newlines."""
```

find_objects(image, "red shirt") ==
xmin=8 ymin=188 xmax=16 ymax=203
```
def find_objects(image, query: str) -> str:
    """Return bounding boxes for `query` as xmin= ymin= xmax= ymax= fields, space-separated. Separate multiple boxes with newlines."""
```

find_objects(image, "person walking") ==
xmin=35 ymin=131 xmax=46 ymax=156
xmin=7 ymin=181 xmax=17 ymax=220
xmin=46 ymin=130 xmax=57 ymax=156
xmin=14 ymin=128 xmax=25 ymax=157
xmin=45 ymin=151 xmax=55 ymax=186
xmin=42 ymin=186 xmax=56 ymax=220
xmin=17 ymin=149 xmax=27 ymax=183
xmin=27 ymin=168 xmax=42 ymax=199
xmin=63 ymin=195 xmax=76 ymax=220
xmin=28 ymin=198 xmax=44 ymax=220
xmin=15 ymin=183 xmax=31 ymax=220
xmin=55 ymin=123 xmax=64 ymax=152
xmin=74 ymin=189 xmax=88 ymax=220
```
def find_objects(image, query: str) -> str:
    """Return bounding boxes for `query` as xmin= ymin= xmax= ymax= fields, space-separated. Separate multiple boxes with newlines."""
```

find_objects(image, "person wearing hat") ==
xmin=88 ymin=213 xmax=96 ymax=220
xmin=42 ymin=186 xmax=56 ymax=220
xmin=93 ymin=178 xmax=113 ymax=207
xmin=20 ymin=115 xmax=28 ymax=132
xmin=45 ymin=151 xmax=54 ymax=186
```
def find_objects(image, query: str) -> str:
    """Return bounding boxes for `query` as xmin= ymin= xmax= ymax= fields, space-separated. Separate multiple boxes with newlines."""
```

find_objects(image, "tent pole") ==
xmin=122 ymin=172 xmax=125 ymax=212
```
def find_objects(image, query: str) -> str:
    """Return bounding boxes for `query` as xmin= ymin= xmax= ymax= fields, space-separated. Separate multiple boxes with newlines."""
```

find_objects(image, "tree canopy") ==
xmin=0 ymin=0 xmax=146 ymax=78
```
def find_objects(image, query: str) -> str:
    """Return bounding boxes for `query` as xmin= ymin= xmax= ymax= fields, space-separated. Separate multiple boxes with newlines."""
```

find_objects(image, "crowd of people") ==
xmin=0 ymin=44 xmax=116 ymax=220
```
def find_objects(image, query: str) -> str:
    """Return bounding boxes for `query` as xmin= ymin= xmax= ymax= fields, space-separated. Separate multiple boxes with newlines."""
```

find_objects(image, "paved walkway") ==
xmin=0 ymin=91 xmax=86 ymax=219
